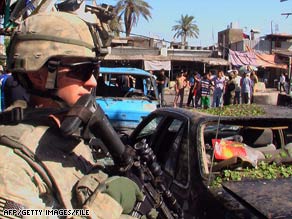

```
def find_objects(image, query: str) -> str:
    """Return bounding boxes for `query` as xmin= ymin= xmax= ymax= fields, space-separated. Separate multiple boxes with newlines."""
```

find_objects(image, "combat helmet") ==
xmin=7 ymin=11 xmax=98 ymax=73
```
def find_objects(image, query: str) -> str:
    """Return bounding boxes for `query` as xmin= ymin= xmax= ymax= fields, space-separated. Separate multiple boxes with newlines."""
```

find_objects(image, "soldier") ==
xmin=0 ymin=12 xmax=142 ymax=219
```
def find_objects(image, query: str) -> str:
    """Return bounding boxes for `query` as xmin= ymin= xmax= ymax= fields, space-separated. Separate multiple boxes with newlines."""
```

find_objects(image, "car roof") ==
xmin=100 ymin=67 xmax=152 ymax=77
xmin=153 ymin=105 xmax=292 ymax=127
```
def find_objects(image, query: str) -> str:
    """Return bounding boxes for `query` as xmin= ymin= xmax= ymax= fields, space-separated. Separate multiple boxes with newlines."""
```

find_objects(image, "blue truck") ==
xmin=95 ymin=67 xmax=159 ymax=134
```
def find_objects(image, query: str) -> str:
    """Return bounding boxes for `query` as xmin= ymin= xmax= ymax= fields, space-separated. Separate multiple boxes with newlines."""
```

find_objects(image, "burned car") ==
xmin=127 ymin=105 xmax=292 ymax=218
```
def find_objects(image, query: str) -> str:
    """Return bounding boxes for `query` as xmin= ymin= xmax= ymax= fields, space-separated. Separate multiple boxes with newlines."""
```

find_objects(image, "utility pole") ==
xmin=281 ymin=13 xmax=292 ymax=18
xmin=222 ymin=34 xmax=225 ymax=59
xmin=289 ymin=57 xmax=292 ymax=95
xmin=280 ymin=0 xmax=291 ymax=18
xmin=280 ymin=0 xmax=291 ymax=95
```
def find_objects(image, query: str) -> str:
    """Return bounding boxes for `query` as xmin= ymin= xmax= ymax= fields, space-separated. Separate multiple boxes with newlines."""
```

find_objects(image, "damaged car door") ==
xmin=129 ymin=106 xmax=292 ymax=219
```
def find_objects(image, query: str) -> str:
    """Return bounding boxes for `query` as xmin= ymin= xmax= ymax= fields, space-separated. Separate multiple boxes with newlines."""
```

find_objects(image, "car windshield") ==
xmin=199 ymin=120 xmax=292 ymax=186
xmin=96 ymin=73 xmax=157 ymax=100
xmin=137 ymin=116 xmax=163 ymax=139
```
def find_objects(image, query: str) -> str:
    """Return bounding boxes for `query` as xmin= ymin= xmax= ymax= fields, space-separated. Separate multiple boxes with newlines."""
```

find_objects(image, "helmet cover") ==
xmin=7 ymin=12 xmax=96 ymax=72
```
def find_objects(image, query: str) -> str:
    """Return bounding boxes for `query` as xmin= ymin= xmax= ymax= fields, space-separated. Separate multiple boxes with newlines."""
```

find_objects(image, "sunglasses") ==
xmin=62 ymin=61 xmax=99 ymax=82
xmin=48 ymin=60 xmax=99 ymax=82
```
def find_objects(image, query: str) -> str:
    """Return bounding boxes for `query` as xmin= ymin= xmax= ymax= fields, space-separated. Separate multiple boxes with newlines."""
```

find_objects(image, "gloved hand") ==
xmin=141 ymin=208 xmax=159 ymax=219
xmin=78 ymin=173 xmax=124 ymax=219
xmin=83 ymin=186 xmax=123 ymax=219
xmin=104 ymin=176 xmax=144 ymax=214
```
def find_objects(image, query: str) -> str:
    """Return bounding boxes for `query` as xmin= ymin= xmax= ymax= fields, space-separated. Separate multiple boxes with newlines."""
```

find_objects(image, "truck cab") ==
xmin=96 ymin=67 xmax=159 ymax=134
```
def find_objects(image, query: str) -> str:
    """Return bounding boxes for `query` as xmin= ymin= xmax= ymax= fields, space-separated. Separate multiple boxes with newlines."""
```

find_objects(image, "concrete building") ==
xmin=218 ymin=25 xmax=292 ymax=88
xmin=103 ymin=36 xmax=229 ymax=80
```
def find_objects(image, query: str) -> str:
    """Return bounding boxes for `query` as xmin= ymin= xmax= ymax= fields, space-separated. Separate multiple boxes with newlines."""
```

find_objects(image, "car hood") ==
xmin=222 ymin=178 xmax=292 ymax=218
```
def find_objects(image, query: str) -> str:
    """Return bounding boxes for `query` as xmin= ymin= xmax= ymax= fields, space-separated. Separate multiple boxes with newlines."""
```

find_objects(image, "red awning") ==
xmin=254 ymin=53 xmax=287 ymax=69
xmin=228 ymin=49 xmax=258 ymax=67
xmin=229 ymin=49 xmax=287 ymax=69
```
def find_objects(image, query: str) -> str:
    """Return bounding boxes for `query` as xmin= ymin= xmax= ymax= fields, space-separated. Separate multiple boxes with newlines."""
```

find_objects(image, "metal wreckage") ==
xmin=0 ymin=0 xmax=183 ymax=218
xmin=126 ymin=105 xmax=292 ymax=219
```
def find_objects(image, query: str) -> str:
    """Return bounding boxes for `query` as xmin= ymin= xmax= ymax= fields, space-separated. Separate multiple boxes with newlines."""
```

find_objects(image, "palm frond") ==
xmin=115 ymin=0 xmax=152 ymax=36
xmin=172 ymin=14 xmax=200 ymax=45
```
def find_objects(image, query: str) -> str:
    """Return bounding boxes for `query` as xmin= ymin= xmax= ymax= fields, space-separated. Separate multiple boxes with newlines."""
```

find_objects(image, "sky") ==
xmin=98 ymin=0 xmax=292 ymax=47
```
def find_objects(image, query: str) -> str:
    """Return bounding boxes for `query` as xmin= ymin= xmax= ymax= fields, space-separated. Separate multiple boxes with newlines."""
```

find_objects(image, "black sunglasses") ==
xmin=61 ymin=61 xmax=99 ymax=82
xmin=48 ymin=60 xmax=99 ymax=82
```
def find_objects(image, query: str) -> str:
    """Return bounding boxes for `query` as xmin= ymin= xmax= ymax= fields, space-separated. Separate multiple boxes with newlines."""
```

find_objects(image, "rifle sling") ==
xmin=0 ymin=107 xmax=68 ymax=125
xmin=0 ymin=135 xmax=66 ymax=209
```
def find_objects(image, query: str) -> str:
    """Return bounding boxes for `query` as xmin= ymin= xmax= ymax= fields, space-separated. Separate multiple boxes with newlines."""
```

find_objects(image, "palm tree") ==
xmin=172 ymin=14 xmax=199 ymax=47
xmin=114 ymin=0 xmax=152 ymax=37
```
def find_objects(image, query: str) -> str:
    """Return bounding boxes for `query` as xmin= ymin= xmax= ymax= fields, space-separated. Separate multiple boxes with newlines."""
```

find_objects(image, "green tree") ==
xmin=172 ymin=14 xmax=199 ymax=47
xmin=115 ymin=0 xmax=152 ymax=37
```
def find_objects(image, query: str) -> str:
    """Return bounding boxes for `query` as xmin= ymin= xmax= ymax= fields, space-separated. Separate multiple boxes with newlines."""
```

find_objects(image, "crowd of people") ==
xmin=170 ymin=68 xmax=260 ymax=109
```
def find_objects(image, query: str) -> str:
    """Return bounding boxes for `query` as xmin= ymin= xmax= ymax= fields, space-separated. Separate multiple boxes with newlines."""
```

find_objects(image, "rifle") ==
xmin=60 ymin=94 xmax=183 ymax=219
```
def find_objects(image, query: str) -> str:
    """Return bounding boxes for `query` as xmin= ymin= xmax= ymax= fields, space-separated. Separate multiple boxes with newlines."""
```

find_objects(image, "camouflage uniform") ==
xmin=0 ymin=11 xmax=140 ymax=219
xmin=0 ymin=117 xmax=140 ymax=219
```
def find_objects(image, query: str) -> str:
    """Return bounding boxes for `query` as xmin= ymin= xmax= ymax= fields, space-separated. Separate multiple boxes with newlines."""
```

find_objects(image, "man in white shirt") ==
xmin=233 ymin=70 xmax=242 ymax=104
xmin=279 ymin=73 xmax=286 ymax=93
